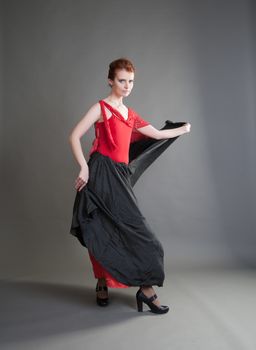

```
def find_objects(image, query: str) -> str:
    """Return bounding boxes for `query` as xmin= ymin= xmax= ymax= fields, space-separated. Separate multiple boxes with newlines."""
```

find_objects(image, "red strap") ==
xmin=99 ymin=100 xmax=117 ymax=148
xmin=101 ymin=100 xmax=127 ymax=122
xmin=99 ymin=100 xmax=108 ymax=121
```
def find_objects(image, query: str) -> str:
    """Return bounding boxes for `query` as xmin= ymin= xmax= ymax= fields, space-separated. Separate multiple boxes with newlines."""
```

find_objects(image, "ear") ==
xmin=108 ymin=79 xmax=113 ymax=87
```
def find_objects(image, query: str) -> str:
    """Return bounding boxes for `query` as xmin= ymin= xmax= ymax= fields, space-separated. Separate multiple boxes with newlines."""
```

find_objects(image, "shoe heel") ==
xmin=136 ymin=297 xmax=143 ymax=312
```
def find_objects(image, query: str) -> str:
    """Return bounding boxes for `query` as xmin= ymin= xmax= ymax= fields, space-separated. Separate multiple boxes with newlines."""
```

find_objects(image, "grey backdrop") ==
xmin=0 ymin=0 xmax=255 ymax=280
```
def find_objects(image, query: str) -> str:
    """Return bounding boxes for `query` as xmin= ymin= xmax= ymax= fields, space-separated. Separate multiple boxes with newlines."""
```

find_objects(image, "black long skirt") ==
xmin=70 ymin=120 xmax=185 ymax=287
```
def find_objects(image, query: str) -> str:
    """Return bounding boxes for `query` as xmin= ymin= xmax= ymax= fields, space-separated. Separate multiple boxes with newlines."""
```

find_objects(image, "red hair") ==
xmin=108 ymin=58 xmax=135 ymax=81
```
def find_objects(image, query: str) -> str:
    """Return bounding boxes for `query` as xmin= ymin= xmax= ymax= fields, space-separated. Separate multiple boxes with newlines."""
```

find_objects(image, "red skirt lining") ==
xmin=88 ymin=251 xmax=130 ymax=288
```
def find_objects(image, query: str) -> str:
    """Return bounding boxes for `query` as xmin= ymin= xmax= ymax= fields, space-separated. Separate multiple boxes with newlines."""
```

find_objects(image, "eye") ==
xmin=118 ymin=79 xmax=134 ymax=83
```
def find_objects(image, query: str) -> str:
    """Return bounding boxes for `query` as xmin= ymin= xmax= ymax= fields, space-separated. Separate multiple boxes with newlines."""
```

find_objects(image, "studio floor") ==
xmin=1 ymin=267 xmax=255 ymax=350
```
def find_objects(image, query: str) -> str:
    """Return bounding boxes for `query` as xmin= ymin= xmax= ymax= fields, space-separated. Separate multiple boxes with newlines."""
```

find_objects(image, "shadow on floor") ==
xmin=0 ymin=279 xmax=147 ymax=345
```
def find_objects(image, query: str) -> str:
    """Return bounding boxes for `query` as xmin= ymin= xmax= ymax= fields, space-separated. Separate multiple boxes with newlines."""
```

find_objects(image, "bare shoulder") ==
xmin=69 ymin=101 xmax=101 ymax=138
xmin=87 ymin=101 xmax=101 ymax=115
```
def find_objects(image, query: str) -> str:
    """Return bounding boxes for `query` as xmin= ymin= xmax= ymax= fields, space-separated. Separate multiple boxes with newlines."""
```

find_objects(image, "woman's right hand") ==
xmin=75 ymin=165 xmax=89 ymax=191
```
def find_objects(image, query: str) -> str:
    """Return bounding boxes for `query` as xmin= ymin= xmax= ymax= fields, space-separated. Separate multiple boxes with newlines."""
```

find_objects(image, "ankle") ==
xmin=98 ymin=278 xmax=106 ymax=286
xmin=141 ymin=284 xmax=151 ymax=288
xmin=140 ymin=286 xmax=153 ymax=293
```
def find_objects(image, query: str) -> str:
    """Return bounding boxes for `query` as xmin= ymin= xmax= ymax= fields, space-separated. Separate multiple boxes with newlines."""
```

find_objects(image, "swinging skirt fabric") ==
xmin=70 ymin=120 xmax=186 ymax=287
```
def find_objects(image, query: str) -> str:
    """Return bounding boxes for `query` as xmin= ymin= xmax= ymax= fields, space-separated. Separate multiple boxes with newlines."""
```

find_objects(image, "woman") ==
xmin=69 ymin=58 xmax=191 ymax=314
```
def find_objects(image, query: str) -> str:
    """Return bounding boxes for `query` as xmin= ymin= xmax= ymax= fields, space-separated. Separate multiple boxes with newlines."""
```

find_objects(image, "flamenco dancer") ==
xmin=69 ymin=57 xmax=191 ymax=314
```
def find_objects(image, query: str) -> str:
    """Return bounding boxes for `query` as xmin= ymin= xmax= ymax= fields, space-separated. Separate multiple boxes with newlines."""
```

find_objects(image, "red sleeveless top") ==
xmin=88 ymin=100 xmax=150 ymax=288
xmin=89 ymin=100 xmax=150 ymax=164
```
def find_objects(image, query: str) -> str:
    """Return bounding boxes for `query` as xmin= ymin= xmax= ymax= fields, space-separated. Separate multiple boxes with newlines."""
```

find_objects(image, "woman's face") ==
xmin=108 ymin=69 xmax=134 ymax=97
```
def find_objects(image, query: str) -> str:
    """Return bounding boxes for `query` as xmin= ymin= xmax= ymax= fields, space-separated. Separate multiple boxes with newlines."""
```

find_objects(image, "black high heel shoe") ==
xmin=136 ymin=288 xmax=169 ymax=314
xmin=96 ymin=282 xmax=109 ymax=306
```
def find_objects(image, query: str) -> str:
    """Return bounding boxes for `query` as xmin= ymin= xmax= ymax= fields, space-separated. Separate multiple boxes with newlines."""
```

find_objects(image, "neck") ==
xmin=106 ymin=93 xmax=123 ymax=106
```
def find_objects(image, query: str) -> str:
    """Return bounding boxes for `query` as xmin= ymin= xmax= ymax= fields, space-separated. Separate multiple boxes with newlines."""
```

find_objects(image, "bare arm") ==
xmin=69 ymin=102 xmax=101 ymax=191
xmin=69 ymin=102 xmax=101 ymax=168
xmin=135 ymin=123 xmax=191 ymax=140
